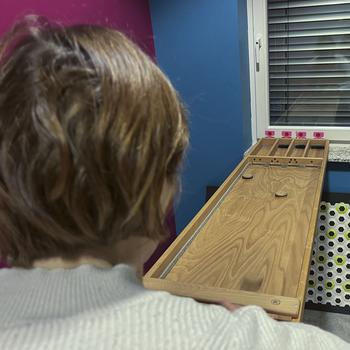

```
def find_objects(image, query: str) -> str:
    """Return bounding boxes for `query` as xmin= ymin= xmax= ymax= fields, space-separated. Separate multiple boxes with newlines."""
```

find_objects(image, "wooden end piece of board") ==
xmin=143 ymin=278 xmax=300 ymax=318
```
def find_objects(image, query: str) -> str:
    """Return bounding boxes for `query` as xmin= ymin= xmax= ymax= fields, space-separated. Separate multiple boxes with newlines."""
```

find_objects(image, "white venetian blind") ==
xmin=268 ymin=0 xmax=350 ymax=126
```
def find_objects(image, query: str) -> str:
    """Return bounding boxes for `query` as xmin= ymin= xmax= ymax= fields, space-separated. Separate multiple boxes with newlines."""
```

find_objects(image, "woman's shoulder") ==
xmin=115 ymin=291 xmax=349 ymax=350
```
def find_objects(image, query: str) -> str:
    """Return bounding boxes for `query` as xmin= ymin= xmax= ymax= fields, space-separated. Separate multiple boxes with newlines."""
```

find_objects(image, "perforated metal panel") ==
xmin=306 ymin=202 xmax=350 ymax=307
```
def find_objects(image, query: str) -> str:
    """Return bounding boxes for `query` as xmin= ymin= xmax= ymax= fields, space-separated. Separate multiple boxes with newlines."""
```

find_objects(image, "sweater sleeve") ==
xmin=199 ymin=304 xmax=350 ymax=350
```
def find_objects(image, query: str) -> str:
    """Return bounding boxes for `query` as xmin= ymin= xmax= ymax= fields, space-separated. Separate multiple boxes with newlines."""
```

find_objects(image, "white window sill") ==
xmin=328 ymin=143 xmax=350 ymax=163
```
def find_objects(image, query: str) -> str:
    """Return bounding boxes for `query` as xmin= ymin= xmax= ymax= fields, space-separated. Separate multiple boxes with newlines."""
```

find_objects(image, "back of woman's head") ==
xmin=0 ymin=17 xmax=188 ymax=266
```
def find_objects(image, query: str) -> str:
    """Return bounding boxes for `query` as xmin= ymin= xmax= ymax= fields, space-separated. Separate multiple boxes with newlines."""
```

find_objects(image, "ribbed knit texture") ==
xmin=0 ymin=264 xmax=348 ymax=349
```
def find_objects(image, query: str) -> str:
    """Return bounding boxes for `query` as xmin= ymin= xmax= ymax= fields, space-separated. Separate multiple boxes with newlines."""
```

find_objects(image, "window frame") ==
xmin=247 ymin=0 xmax=350 ymax=143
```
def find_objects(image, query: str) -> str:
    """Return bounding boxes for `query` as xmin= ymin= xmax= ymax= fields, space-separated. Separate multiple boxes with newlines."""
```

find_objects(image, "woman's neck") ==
xmin=33 ymin=256 xmax=113 ymax=269
xmin=32 ymin=236 xmax=159 ymax=275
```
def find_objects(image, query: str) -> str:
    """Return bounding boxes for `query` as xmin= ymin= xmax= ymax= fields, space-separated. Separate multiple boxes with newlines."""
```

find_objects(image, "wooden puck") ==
xmin=275 ymin=191 xmax=288 ymax=198
xmin=242 ymin=173 xmax=254 ymax=180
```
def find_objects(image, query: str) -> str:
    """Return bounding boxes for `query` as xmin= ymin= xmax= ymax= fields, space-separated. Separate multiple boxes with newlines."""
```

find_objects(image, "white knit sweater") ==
xmin=0 ymin=264 xmax=348 ymax=350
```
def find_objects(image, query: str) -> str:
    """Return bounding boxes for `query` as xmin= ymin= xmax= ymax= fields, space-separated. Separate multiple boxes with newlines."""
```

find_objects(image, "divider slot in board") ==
xmin=287 ymin=139 xmax=308 ymax=158
xmin=306 ymin=140 xmax=326 ymax=158
xmin=250 ymin=138 xmax=276 ymax=156
xmin=302 ymin=140 xmax=311 ymax=158
xmin=268 ymin=139 xmax=292 ymax=157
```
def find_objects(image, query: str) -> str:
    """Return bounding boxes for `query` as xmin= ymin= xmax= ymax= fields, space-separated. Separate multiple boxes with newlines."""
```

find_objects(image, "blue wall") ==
xmin=149 ymin=0 xmax=251 ymax=232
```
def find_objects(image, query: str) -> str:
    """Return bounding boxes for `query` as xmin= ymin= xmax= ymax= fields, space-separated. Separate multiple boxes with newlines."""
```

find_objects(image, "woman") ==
xmin=0 ymin=17 xmax=348 ymax=349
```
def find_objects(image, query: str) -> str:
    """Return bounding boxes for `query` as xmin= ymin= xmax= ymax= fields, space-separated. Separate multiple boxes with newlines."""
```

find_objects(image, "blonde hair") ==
xmin=0 ymin=17 xmax=188 ymax=266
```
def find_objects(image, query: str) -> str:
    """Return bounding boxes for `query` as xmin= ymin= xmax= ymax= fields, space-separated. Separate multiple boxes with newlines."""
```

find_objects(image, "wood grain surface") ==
xmin=165 ymin=164 xmax=320 ymax=298
xmin=144 ymin=138 xmax=328 ymax=320
xmin=144 ymin=158 xmax=252 ymax=279
xmin=307 ymin=147 xmax=324 ymax=158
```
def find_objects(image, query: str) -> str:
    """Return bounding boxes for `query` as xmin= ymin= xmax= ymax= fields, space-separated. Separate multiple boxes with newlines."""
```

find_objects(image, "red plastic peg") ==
xmin=265 ymin=130 xmax=275 ymax=138
xmin=281 ymin=130 xmax=292 ymax=138
xmin=296 ymin=131 xmax=307 ymax=139
xmin=313 ymin=131 xmax=325 ymax=139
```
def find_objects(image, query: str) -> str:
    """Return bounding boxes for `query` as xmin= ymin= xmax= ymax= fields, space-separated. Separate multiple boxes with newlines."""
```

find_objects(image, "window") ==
xmin=248 ymin=0 xmax=350 ymax=141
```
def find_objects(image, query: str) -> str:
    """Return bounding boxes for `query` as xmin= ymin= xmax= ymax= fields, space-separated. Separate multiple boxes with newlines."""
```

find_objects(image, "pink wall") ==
xmin=0 ymin=0 xmax=155 ymax=57
xmin=0 ymin=1 xmax=177 ymax=270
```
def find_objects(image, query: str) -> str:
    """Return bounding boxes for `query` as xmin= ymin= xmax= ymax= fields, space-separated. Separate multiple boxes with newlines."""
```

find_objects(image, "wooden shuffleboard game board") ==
xmin=144 ymin=138 xmax=329 ymax=322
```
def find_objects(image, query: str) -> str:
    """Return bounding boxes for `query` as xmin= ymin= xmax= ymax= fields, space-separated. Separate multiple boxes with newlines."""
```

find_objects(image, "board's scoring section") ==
xmin=251 ymin=138 xmax=325 ymax=160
